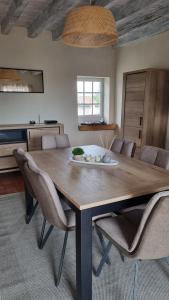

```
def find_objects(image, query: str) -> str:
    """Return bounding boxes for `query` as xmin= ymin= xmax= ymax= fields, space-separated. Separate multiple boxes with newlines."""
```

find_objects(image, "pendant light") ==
xmin=62 ymin=1 xmax=118 ymax=48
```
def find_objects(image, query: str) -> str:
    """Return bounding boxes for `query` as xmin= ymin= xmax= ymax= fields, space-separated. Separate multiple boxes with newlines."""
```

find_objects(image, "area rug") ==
xmin=0 ymin=193 xmax=169 ymax=300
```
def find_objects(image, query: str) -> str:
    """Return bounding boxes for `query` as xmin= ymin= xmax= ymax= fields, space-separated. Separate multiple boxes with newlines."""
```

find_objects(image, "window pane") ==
xmin=93 ymin=93 xmax=101 ymax=104
xmin=84 ymin=93 xmax=92 ymax=104
xmin=93 ymin=104 xmax=100 ymax=115
xmin=78 ymin=105 xmax=84 ymax=116
xmin=77 ymin=93 xmax=83 ymax=104
xmin=93 ymin=81 xmax=101 ymax=92
xmin=77 ymin=81 xmax=83 ymax=92
xmin=85 ymin=105 xmax=92 ymax=115
xmin=84 ymin=81 xmax=92 ymax=92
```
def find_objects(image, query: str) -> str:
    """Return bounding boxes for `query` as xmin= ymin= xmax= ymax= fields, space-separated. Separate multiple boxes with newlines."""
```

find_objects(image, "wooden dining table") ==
xmin=28 ymin=145 xmax=169 ymax=300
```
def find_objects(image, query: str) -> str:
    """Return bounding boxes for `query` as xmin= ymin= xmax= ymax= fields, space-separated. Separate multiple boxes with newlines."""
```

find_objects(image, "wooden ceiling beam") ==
xmin=117 ymin=13 xmax=169 ymax=47
xmin=117 ymin=0 xmax=169 ymax=36
xmin=28 ymin=0 xmax=88 ymax=38
xmin=1 ymin=0 xmax=29 ymax=35
xmin=116 ymin=0 xmax=169 ymax=46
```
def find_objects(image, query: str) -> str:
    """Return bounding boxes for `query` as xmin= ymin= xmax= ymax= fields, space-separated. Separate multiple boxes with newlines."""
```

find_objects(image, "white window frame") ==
xmin=77 ymin=76 xmax=104 ymax=123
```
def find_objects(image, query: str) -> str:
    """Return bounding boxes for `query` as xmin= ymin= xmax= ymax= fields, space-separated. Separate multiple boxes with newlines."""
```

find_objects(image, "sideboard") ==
xmin=0 ymin=123 xmax=64 ymax=172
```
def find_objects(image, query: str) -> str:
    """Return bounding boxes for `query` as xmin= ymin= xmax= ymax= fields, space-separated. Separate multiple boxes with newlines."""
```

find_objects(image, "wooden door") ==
xmin=27 ymin=127 xmax=60 ymax=151
xmin=122 ymin=72 xmax=146 ymax=146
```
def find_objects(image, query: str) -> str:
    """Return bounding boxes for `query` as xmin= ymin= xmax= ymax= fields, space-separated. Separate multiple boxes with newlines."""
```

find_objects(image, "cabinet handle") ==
xmin=139 ymin=117 xmax=143 ymax=126
xmin=139 ymin=130 xmax=142 ymax=139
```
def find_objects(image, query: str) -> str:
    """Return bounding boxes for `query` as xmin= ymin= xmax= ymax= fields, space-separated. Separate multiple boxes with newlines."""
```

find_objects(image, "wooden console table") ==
xmin=0 ymin=123 xmax=64 ymax=172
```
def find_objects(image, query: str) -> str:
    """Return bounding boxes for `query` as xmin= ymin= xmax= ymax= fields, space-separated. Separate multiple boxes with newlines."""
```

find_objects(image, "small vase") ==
xmin=73 ymin=155 xmax=84 ymax=161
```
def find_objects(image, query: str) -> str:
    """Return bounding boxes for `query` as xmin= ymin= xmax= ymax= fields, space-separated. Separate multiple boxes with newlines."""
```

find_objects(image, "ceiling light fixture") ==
xmin=62 ymin=1 xmax=118 ymax=48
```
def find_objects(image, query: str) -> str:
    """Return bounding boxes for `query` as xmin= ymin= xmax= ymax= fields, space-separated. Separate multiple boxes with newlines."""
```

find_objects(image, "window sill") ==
xmin=78 ymin=123 xmax=117 ymax=131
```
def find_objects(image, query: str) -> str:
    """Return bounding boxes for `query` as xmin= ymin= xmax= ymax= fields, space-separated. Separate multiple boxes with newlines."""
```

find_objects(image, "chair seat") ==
xmin=96 ymin=209 xmax=143 ymax=252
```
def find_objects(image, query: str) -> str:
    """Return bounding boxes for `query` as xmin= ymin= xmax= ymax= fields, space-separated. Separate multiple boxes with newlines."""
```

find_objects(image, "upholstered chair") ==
xmin=123 ymin=146 xmax=169 ymax=214
xmin=13 ymin=148 xmax=39 ymax=223
xmin=24 ymin=159 xmax=75 ymax=286
xmin=94 ymin=191 xmax=169 ymax=299
xmin=110 ymin=137 xmax=136 ymax=157
xmin=154 ymin=149 xmax=169 ymax=170
xmin=42 ymin=134 xmax=70 ymax=150
xmin=139 ymin=145 xmax=159 ymax=164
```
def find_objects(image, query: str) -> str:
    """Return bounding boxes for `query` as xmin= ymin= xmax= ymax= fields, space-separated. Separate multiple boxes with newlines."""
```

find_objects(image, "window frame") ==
xmin=77 ymin=76 xmax=104 ymax=122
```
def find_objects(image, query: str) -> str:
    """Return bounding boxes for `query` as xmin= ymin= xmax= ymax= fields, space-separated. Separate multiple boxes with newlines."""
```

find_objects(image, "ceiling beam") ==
xmin=28 ymin=0 xmax=88 ymax=38
xmin=96 ymin=0 xmax=155 ymax=20
xmin=117 ymin=0 xmax=169 ymax=36
xmin=117 ymin=13 xmax=169 ymax=47
xmin=1 ymin=0 xmax=29 ymax=35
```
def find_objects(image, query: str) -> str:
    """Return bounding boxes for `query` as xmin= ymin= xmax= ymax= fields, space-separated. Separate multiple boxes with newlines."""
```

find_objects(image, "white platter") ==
xmin=69 ymin=158 xmax=119 ymax=166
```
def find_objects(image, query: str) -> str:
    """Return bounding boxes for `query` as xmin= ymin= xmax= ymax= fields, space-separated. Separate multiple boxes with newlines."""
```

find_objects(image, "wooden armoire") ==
xmin=121 ymin=69 xmax=169 ymax=150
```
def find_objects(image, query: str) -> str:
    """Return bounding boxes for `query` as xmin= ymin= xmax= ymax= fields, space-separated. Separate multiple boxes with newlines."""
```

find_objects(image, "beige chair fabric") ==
xmin=42 ymin=134 xmax=70 ymax=150
xmin=155 ymin=149 xmax=169 ymax=170
xmin=96 ymin=191 xmax=169 ymax=260
xmin=110 ymin=137 xmax=136 ymax=157
xmin=13 ymin=148 xmax=36 ymax=198
xmin=123 ymin=146 xmax=169 ymax=214
xmin=24 ymin=160 xmax=75 ymax=231
xmin=140 ymin=145 xmax=169 ymax=169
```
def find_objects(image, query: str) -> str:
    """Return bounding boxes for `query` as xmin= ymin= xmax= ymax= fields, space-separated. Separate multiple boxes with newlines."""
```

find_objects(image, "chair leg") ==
xmin=95 ymin=227 xmax=111 ymax=265
xmin=38 ymin=218 xmax=54 ymax=249
xmin=55 ymin=231 xmax=69 ymax=287
xmin=133 ymin=260 xmax=139 ymax=300
xmin=25 ymin=200 xmax=38 ymax=224
xmin=95 ymin=240 xmax=112 ymax=277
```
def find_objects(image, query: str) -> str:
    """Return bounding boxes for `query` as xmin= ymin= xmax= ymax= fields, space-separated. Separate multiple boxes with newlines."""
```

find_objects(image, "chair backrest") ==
xmin=42 ymin=134 xmax=70 ymax=150
xmin=13 ymin=148 xmax=35 ymax=197
xmin=139 ymin=145 xmax=158 ymax=164
xmin=24 ymin=159 xmax=68 ymax=230
xmin=155 ymin=149 xmax=169 ymax=170
xmin=130 ymin=191 xmax=169 ymax=259
xmin=110 ymin=137 xmax=136 ymax=157
xmin=140 ymin=145 xmax=169 ymax=169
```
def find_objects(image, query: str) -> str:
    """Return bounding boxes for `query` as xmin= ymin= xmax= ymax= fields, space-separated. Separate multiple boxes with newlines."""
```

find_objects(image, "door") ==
xmin=123 ymin=72 xmax=146 ymax=147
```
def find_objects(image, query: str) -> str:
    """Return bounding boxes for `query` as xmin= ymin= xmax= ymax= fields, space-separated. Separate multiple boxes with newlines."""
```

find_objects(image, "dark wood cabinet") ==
xmin=122 ymin=69 xmax=169 ymax=149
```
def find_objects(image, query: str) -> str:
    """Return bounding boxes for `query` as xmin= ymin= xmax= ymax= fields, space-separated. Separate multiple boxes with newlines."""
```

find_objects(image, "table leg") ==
xmin=76 ymin=209 xmax=92 ymax=300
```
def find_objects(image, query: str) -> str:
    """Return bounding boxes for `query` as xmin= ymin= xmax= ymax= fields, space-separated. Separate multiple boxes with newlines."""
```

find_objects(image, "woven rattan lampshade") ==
xmin=62 ymin=5 xmax=118 ymax=48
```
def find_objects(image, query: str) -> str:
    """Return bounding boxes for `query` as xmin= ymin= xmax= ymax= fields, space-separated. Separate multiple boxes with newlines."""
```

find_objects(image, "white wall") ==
xmin=115 ymin=31 xmax=169 ymax=148
xmin=0 ymin=27 xmax=116 ymax=146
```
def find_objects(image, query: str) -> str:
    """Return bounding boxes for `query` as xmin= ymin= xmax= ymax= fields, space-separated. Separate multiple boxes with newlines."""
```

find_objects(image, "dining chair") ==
xmin=23 ymin=159 xmax=114 ymax=285
xmin=94 ymin=191 xmax=169 ymax=299
xmin=154 ymin=148 xmax=169 ymax=170
xmin=110 ymin=137 xmax=136 ymax=157
xmin=24 ymin=158 xmax=75 ymax=286
xmin=42 ymin=134 xmax=70 ymax=150
xmin=122 ymin=146 xmax=169 ymax=214
xmin=139 ymin=145 xmax=159 ymax=164
xmin=13 ymin=148 xmax=39 ymax=224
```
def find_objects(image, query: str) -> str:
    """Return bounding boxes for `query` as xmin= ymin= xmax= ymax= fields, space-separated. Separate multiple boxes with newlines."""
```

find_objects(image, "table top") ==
xmin=30 ymin=145 xmax=169 ymax=210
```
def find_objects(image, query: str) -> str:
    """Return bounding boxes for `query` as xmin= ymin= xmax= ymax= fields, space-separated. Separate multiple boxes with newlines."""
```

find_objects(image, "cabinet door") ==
xmin=124 ymin=114 xmax=143 ymax=128
xmin=0 ymin=156 xmax=17 ymax=171
xmin=27 ymin=127 xmax=60 ymax=151
xmin=124 ymin=126 xmax=142 ymax=147
xmin=0 ymin=143 xmax=27 ymax=157
xmin=123 ymin=72 xmax=146 ymax=146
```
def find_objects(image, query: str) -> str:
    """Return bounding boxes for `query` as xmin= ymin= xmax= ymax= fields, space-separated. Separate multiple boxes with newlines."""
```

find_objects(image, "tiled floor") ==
xmin=0 ymin=171 xmax=24 ymax=195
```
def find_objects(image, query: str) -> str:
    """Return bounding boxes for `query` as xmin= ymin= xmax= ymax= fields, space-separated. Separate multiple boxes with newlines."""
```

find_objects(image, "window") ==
xmin=77 ymin=77 xmax=104 ymax=121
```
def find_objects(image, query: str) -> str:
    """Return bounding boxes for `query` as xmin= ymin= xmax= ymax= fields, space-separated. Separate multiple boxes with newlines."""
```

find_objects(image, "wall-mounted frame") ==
xmin=0 ymin=67 xmax=44 ymax=93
